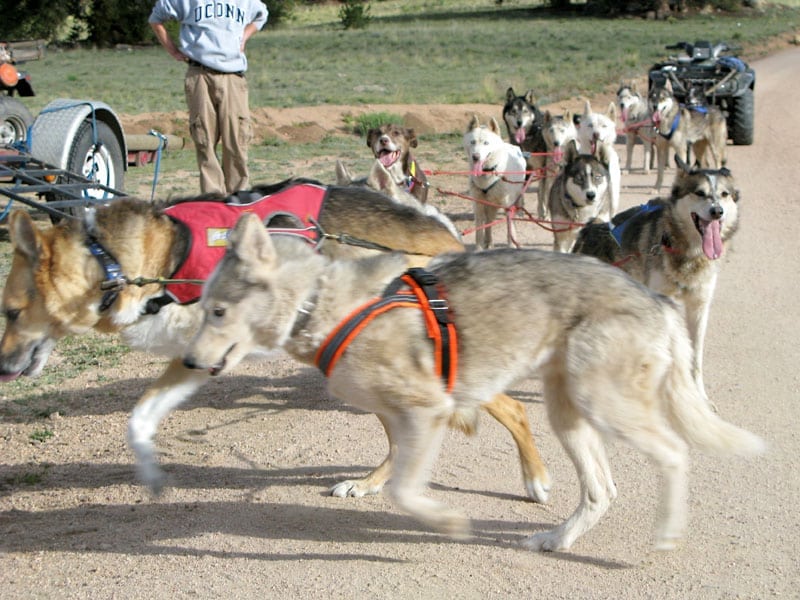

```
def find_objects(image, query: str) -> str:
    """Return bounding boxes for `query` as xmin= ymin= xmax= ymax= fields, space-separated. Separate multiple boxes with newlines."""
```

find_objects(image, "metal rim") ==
xmin=0 ymin=114 xmax=27 ymax=145
xmin=80 ymin=143 xmax=116 ymax=200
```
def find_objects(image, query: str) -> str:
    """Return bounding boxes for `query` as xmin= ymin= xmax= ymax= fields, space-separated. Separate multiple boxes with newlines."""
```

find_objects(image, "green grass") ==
xmin=19 ymin=3 xmax=800 ymax=115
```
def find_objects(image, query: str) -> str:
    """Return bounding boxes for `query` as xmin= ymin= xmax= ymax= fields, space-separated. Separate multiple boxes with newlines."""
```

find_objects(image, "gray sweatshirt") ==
xmin=149 ymin=0 xmax=268 ymax=73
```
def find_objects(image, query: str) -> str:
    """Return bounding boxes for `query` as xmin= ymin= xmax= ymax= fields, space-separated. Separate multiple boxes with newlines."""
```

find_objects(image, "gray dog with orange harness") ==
xmin=185 ymin=213 xmax=763 ymax=552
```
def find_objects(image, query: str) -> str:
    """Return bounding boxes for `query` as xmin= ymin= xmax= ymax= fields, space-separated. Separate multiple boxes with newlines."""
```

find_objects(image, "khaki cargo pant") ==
xmin=185 ymin=65 xmax=252 ymax=195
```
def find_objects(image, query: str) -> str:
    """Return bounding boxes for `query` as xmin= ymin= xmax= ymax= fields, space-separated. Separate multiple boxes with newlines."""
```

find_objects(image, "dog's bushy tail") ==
xmin=663 ymin=308 xmax=766 ymax=457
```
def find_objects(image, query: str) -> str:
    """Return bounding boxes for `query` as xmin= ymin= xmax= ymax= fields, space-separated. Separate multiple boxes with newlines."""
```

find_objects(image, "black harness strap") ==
xmin=86 ymin=235 xmax=125 ymax=312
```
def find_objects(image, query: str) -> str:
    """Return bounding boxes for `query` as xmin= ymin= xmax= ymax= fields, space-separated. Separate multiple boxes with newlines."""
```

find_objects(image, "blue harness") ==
xmin=610 ymin=200 xmax=663 ymax=245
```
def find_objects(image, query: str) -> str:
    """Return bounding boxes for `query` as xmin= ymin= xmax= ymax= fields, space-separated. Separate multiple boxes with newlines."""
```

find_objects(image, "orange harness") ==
xmin=314 ymin=268 xmax=458 ymax=393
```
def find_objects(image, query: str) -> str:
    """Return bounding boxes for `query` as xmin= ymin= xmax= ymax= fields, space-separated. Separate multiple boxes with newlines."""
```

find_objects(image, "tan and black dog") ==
xmin=0 ymin=180 xmax=550 ymax=504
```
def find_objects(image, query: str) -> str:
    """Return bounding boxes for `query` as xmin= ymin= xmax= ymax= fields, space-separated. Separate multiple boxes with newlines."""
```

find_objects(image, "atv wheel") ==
xmin=730 ymin=88 xmax=754 ymax=146
xmin=47 ymin=120 xmax=125 ymax=222
xmin=0 ymin=96 xmax=33 ymax=147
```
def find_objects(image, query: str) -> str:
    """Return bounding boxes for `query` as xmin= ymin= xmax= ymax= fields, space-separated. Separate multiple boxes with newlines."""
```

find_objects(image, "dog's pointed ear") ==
xmin=367 ymin=160 xmax=398 ymax=196
xmin=606 ymin=101 xmax=617 ymax=121
xmin=564 ymin=139 xmax=580 ymax=163
xmin=665 ymin=78 xmax=673 ymax=93
xmin=489 ymin=116 xmax=501 ymax=134
xmin=407 ymin=127 xmax=418 ymax=148
xmin=583 ymin=99 xmax=592 ymax=117
xmin=525 ymin=89 xmax=536 ymax=105
xmin=334 ymin=160 xmax=352 ymax=186
xmin=505 ymin=87 xmax=515 ymax=102
xmin=228 ymin=213 xmax=276 ymax=266
xmin=543 ymin=110 xmax=552 ymax=124
xmin=467 ymin=114 xmax=480 ymax=132
xmin=8 ymin=209 xmax=43 ymax=264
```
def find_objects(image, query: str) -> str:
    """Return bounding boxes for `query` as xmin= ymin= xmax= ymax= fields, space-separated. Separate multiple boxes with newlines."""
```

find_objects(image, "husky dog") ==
xmin=547 ymin=141 xmax=612 ymax=253
xmin=575 ymin=100 xmax=621 ymax=217
xmin=185 ymin=214 xmax=763 ymax=551
xmin=539 ymin=110 xmax=578 ymax=220
xmin=573 ymin=158 xmax=740 ymax=395
xmin=650 ymin=80 xmax=728 ymax=191
xmin=0 ymin=182 xmax=551 ymax=502
xmin=617 ymin=81 xmax=655 ymax=174
xmin=502 ymin=87 xmax=547 ymax=193
xmin=463 ymin=115 xmax=528 ymax=249
xmin=335 ymin=159 xmax=461 ymax=242
xmin=366 ymin=124 xmax=429 ymax=203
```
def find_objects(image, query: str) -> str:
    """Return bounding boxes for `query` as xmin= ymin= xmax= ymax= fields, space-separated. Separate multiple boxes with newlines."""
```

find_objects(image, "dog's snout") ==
xmin=586 ymin=190 xmax=596 ymax=202
xmin=709 ymin=204 xmax=724 ymax=220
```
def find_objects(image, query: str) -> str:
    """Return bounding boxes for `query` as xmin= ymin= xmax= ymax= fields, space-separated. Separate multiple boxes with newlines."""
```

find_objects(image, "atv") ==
xmin=0 ymin=40 xmax=43 ymax=148
xmin=648 ymin=40 xmax=755 ymax=145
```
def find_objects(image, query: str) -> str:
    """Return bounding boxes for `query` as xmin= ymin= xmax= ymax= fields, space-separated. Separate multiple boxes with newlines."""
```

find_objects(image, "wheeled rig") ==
xmin=648 ymin=40 xmax=755 ymax=145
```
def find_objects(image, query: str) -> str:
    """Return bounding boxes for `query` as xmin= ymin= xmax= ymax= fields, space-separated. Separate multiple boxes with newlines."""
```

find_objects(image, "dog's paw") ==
xmin=434 ymin=510 xmax=471 ymax=540
xmin=653 ymin=534 xmax=681 ymax=551
xmin=522 ymin=530 xmax=571 ymax=552
xmin=329 ymin=479 xmax=383 ymax=498
xmin=525 ymin=476 xmax=551 ymax=504
xmin=136 ymin=461 xmax=166 ymax=498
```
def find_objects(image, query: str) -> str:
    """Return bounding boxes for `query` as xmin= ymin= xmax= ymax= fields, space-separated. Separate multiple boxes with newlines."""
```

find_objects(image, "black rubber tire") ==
xmin=730 ymin=88 xmax=754 ymax=146
xmin=0 ymin=95 xmax=34 ymax=147
xmin=47 ymin=120 xmax=125 ymax=222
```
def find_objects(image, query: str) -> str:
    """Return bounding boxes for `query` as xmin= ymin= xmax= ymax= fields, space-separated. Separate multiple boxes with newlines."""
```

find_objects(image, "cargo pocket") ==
xmin=188 ymin=116 xmax=211 ymax=152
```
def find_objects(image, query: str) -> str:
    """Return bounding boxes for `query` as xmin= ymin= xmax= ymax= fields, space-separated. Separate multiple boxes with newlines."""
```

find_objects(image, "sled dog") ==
xmin=502 ymin=87 xmax=547 ymax=196
xmin=366 ymin=123 xmax=429 ymax=203
xmin=335 ymin=159 xmax=461 ymax=242
xmin=539 ymin=110 xmax=578 ymax=220
xmin=576 ymin=100 xmax=621 ymax=217
xmin=650 ymin=80 xmax=728 ymax=191
xmin=573 ymin=158 xmax=739 ymax=396
xmin=463 ymin=115 xmax=528 ymax=249
xmin=617 ymin=81 xmax=655 ymax=174
xmin=0 ymin=181 xmax=550 ymax=502
xmin=547 ymin=141 xmax=612 ymax=253
xmin=185 ymin=214 xmax=763 ymax=551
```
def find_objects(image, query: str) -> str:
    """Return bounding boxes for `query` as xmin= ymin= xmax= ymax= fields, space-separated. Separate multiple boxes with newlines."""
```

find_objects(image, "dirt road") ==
xmin=1 ymin=47 xmax=799 ymax=599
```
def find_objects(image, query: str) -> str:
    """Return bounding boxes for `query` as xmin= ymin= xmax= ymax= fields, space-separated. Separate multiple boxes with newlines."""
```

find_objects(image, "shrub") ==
xmin=339 ymin=1 xmax=372 ymax=30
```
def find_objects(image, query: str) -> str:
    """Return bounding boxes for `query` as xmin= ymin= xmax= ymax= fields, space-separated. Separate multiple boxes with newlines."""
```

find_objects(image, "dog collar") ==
xmin=86 ymin=234 xmax=126 ymax=312
xmin=659 ymin=113 xmax=681 ymax=140
xmin=315 ymin=268 xmax=457 ymax=393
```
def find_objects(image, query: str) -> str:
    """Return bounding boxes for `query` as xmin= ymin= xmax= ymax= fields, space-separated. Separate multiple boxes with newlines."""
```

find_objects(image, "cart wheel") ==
xmin=0 ymin=96 xmax=33 ymax=147
xmin=47 ymin=119 xmax=125 ymax=223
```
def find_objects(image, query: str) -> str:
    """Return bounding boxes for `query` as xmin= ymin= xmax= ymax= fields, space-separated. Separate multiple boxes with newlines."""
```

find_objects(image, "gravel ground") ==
xmin=1 ymin=46 xmax=798 ymax=600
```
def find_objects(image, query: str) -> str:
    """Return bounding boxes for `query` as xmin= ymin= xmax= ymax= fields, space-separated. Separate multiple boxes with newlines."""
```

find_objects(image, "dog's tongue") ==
xmin=621 ymin=107 xmax=629 ymax=122
xmin=471 ymin=158 xmax=485 ymax=176
xmin=652 ymin=110 xmax=662 ymax=125
xmin=702 ymin=219 xmax=724 ymax=259
xmin=553 ymin=147 xmax=564 ymax=164
xmin=0 ymin=371 xmax=21 ymax=382
xmin=379 ymin=150 xmax=400 ymax=168
xmin=515 ymin=128 xmax=526 ymax=144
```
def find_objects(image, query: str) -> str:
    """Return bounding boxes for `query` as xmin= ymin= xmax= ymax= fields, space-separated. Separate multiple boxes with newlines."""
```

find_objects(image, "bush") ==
xmin=339 ymin=1 xmax=372 ymax=30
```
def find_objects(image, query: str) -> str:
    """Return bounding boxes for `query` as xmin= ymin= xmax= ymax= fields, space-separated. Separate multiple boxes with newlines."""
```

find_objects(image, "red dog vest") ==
xmin=163 ymin=183 xmax=327 ymax=303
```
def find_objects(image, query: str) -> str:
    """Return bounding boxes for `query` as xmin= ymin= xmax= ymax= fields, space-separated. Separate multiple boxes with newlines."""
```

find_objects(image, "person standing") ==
xmin=149 ymin=0 xmax=269 ymax=195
